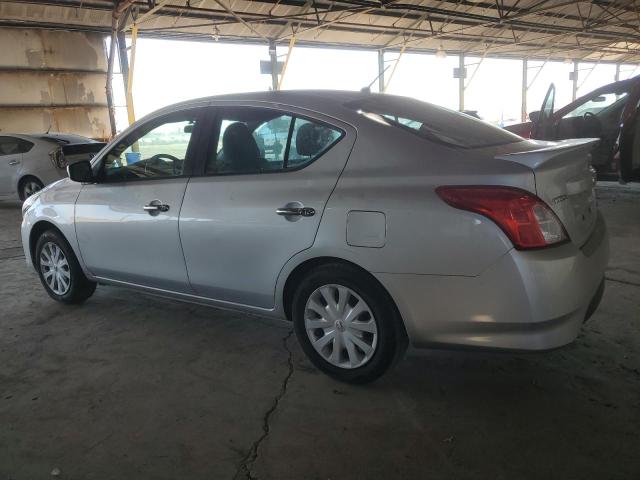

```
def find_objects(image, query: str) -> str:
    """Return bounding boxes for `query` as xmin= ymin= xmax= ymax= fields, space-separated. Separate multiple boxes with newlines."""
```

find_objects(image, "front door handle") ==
xmin=143 ymin=201 xmax=170 ymax=213
xmin=276 ymin=206 xmax=315 ymax=217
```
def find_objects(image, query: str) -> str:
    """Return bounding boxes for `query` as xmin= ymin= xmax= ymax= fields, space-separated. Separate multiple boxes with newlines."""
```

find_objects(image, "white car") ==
xmin=0 ymin=133 xmax=98 ymax=201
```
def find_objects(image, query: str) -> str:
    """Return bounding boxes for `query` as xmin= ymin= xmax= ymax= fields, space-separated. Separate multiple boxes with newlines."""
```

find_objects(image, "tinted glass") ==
xmin=348 ymin=96 xmax=522 ymax=148
xmin=541 ymin=84 xmax=556 ymax=122
xmin=101 ymin=112 xmax=197 ymax=182
xmin=563 ymin=91 xmax=629 ymax=119
xmin=288 ymin=118 xmax=342 ymax=168
xmin=17 ymin=139 xmax=34 ymax=153
xmin=207 ymin=108 xmax=342 ymax=174
xmin=0 ymin=137 xmax=20 ymax=156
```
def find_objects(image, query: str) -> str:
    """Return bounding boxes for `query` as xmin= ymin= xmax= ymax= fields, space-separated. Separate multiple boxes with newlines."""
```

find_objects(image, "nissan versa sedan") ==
xmin=20 ymin=91 xmax=609 ymax=383
xmin=0 ymin=133 xmax=99 ymax=201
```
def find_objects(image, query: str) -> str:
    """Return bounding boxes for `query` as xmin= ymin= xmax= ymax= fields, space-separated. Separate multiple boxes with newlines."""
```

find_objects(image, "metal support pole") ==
xmin=377 ymin=50 xmax=385 ymax=93
xmin=105 ymin=16 xmax=118 ymax=137
xmin=615 ymin=63 xmax=620 ymax=82
xmin=572 ymin=60 xmax=579 ymax=101
xmin=116 ymin=30 xmax=129 ymax=91
xmin=116 ymin=26 xmax=138 ymax=127
xmin=126 ymin=24 xmax=138 ymax=126
xmin=277 ymin=35 xmax=296 ymax=90
xmin=383 ymin=44 xmax=406 ymax=93
xmin=521 ymin=59 xmax=528 ymax=122
xmin=458 ymin=53 xmax=465 ymax=112
xmin=269 ymin=40 xmax=278 ymax=91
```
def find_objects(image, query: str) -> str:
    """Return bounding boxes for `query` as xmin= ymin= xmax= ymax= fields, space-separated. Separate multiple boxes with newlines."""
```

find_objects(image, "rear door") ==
xmin=0 ymin=136 xmax=23 ymax=195
xmin=179 ymin=105 xmax=355 ymax=309
xmin=75 ymin=107 xmax=205 ymax=293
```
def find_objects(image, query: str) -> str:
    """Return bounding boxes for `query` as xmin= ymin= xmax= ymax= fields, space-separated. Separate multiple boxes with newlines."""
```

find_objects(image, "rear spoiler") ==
xmin=495 ymin=138 xmax=599 ymax=170
xmin=50 ymin=142 xmax=107 ymax=169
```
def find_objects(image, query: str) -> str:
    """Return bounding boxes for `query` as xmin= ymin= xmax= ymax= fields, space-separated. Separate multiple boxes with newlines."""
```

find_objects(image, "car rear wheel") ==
xmin=19 ymin=177 xmax=44 ymax=200
xmin=35 ymin=230 xmax=96 ymax=304
xmin=292 ymin=263 xmax=407 ymax=384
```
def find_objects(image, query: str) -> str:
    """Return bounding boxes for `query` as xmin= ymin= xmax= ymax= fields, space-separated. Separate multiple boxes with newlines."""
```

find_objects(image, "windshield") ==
xmin=348 ymin=96 xmax=523 ymax=148
xmin=563 ymin=91 xmax=629 ymax=119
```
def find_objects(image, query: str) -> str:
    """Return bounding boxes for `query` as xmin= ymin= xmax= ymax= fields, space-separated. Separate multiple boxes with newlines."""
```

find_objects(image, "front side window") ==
xmin=100 ymin=111 xmax=198 ymax=182
xmin=207 ymin=108 xmax=342 ymax=175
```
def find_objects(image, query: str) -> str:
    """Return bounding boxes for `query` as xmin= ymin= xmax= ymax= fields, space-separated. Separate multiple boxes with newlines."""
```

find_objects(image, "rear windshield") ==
xmin=348 ymin=96 xmax=523 ymax=149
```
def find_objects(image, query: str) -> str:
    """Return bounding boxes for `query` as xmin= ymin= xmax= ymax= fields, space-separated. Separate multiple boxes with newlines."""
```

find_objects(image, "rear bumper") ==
xmin=375 ymin=211 xmax=609 ymax=351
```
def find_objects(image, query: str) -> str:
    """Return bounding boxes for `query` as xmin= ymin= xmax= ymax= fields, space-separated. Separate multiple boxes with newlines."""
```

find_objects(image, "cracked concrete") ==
xmin=234 ymin=330 xmax=294 ymax=480
xmin=1 ymin=185 xmax=639 ymax=480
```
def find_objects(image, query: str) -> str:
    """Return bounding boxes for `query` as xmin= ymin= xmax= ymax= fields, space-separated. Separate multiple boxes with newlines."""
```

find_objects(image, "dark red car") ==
xmin=506 ymin=77 xmax=640 ymax=181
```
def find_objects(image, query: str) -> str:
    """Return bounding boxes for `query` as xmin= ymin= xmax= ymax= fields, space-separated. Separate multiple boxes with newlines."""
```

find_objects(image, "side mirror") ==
xmin=67 ymin=160 xmax=95 ymax=183
xmin=528 ymin=111 xmax=541 ymax=123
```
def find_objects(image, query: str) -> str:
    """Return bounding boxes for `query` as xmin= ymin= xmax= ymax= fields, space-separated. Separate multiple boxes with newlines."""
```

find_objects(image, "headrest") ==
xmin=222 ymin=122 xmax=260 ymax=170
xmin=295 ymin=123 xmax=332 ymax=157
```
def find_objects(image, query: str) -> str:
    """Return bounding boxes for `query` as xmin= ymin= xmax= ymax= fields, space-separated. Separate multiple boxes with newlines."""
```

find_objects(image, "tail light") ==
xmin=49 ymin=148 xmax=67 ymax=169
xmin=436 ymin=186 xmax=568 ymax=250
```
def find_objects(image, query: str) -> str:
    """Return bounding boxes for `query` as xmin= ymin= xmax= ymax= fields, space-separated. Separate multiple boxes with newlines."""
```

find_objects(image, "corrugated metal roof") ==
xmin=1 ymin=0 xmax=639 ymax=62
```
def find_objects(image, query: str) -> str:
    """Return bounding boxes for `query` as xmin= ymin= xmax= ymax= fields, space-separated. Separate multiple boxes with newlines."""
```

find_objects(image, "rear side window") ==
xmin=18 ymin=139 xmax=34 ymax=153
xmin=207 ymin=108 xmax=342 ymax=175
xmin=349 ymin=96 xmax=522 ymax=149
xmin=288 ymin=118 xmax=342 ymax=168
xmin=0 ymin=136 xmax=32 ymax=155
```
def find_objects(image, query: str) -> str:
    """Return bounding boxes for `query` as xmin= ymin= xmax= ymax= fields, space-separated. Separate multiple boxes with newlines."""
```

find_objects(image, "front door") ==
xmin=0 ymin=136 xmax=23 ymax=195
xmin=553 ymin=85 xmax=632 ymax=172
xmin=531 ymin=83 xmax=556 ymax=139
xmin=75 ymin=107 xmax=205 ymax=293
xmin=179 ymin=105 xmax=355 ymax=308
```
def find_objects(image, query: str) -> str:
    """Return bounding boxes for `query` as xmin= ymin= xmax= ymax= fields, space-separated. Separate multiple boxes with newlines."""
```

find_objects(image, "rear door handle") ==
xmin=276 ymin=206 xmax=315 ymax=217
xmin=8 ymin=160 xmax=19 ymax=166
xmin=143 ymin=201 xmax=170 ymax=213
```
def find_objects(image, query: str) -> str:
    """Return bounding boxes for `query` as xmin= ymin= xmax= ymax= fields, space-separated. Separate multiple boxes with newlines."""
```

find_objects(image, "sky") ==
xmin=111 ymin=38 xmax=639 ymax=133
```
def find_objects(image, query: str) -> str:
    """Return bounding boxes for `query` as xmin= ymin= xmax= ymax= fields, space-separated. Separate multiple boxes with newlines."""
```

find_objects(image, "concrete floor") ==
xmin=0 ymin=187 xmax=639 ymax=480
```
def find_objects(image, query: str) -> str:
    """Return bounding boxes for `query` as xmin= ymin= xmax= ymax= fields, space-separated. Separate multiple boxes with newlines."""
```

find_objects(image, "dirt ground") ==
xmin=0 ymin=185 xmax=639 ymax=480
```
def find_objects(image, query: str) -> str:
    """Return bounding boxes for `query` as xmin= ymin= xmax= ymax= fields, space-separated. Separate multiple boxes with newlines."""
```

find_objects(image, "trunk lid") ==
xmin=496 ymin=138 xmax=599 ymax=247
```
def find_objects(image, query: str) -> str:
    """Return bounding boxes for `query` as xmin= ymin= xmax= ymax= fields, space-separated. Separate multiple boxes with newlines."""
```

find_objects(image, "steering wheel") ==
xmin=583 ymin=111 xmax=602 ymax=137
xmin=149 ymin=153 xmax=182 ymax=174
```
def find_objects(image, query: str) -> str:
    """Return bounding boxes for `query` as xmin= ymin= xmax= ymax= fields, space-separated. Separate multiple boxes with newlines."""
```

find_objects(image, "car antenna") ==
xmin=361 ymin=65 xmax=391 ymax=93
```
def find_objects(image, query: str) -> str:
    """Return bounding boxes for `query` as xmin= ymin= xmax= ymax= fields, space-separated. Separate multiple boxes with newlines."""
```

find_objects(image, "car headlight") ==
xmin=21 ymin=189 xmax=42 ymax=217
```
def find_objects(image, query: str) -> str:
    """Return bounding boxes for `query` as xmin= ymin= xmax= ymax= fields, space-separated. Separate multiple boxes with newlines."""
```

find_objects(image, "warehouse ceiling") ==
xmin=1 ymin=0 xmax=639 ymax=62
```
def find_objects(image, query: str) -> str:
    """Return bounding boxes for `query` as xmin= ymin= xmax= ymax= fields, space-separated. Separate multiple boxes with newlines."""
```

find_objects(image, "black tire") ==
xmin=35 ymin=229 xmax=96 ymax=304
xmin=19 ymin=176 xmax=44 ymax=201
xmin=292 ymin=263 xmax=407 ymax=384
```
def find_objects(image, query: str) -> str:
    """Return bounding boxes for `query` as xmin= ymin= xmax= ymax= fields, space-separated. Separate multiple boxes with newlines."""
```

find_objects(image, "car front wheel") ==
xmin=292 ymin=263 xmax=407 ymax=384
xmin=35 ymin=230 xmax=96 ymax=304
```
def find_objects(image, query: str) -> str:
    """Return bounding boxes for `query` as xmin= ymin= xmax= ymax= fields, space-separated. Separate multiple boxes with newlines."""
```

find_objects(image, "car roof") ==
xmin=155 ymin=89 xmax=386 ymax=121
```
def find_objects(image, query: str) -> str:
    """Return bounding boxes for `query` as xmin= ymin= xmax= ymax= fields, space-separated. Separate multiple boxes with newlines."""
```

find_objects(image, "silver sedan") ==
xmin=20 ymin=91 xmax=609 ymax=383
